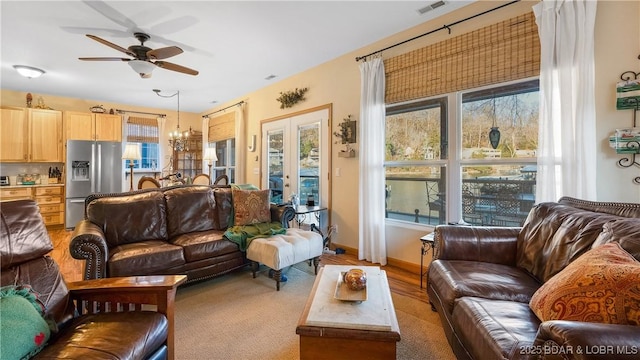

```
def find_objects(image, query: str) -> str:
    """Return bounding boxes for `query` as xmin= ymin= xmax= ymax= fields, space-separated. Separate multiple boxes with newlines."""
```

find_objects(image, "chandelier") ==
xmin=154 ymin=89 xmax=191 ymax=151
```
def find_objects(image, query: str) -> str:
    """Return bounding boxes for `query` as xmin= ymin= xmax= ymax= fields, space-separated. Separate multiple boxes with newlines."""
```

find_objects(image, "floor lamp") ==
xmin=203 ymin=147 xmax=218 ymax=185
xmin=122 ymin=143 xmax=141 ymax=191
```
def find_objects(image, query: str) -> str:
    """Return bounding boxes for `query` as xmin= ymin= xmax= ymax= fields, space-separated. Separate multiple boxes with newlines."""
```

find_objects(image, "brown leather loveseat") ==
xmin=69 ymin=185 xmax=294 ymax=282
xmin=427 ymin=197 xmax=640 ymax=360
xmin=1 ymin=199 xmax=185 ymax=360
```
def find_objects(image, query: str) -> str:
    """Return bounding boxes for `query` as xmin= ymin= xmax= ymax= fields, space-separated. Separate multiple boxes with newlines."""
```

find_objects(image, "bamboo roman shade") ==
xmin=127 ymin=116 xmax=158 ymax=143
xmin=208 ymin=112 xmax=235 ymax=143
xmin=384 ymin=12 xmax=540 ymax=104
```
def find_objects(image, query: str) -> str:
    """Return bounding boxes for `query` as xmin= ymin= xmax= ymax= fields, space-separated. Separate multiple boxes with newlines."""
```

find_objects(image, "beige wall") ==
xmin=2 ymin=1 xmax=638 ymax=267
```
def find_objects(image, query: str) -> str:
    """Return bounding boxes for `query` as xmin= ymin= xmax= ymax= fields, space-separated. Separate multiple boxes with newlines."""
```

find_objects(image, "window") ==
xmin=384 ymin=79 xmax=539 ymax=227
xmin=460 ymin=79 xmax=539 ymax=226
xmin=385 ymin=97 xmax=447 ymax=225
xmin=125 ymin=117 xmax=159 ymax=170
xmin=209 ymin=138 xmax=235 ymax=183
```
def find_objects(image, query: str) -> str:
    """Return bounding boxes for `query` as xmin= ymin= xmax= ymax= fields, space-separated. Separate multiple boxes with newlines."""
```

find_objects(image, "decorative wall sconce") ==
xmin=334 ymin=114 xmax=357 ymax=157
xmin=248 ymin=134 xmax=257 ymax=152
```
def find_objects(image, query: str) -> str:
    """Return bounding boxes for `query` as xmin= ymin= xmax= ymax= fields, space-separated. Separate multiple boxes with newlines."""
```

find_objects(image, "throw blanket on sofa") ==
xmin=224 ymin=222 xmax=287 ymax=251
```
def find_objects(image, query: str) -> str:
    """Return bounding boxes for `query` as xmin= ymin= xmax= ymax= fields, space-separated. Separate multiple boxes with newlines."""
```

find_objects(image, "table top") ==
xmin=294 ymin=205 xmax=328 ymax=214
xmin=297 ymin=265 xmax=400 ymax=336
xmin=420 ymin=233 xmax=435 ymax=243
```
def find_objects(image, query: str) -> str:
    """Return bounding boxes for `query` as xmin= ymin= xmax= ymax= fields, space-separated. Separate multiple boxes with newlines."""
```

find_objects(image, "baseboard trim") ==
xmin=331 ymin=243 xmax=421 ymax=275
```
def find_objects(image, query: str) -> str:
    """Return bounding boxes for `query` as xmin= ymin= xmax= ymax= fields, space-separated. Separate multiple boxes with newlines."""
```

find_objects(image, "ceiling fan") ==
xmin=79 ymin=32 xmax=199 ymax=78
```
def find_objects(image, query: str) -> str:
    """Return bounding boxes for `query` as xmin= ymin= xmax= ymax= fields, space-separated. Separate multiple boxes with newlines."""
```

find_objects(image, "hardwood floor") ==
xmin=48 ymin=228 xmax=430 ymax=304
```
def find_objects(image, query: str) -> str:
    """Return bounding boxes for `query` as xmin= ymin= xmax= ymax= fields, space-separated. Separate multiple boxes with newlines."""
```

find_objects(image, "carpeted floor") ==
xmin=174 ymin=264 xmax=455 ymax=360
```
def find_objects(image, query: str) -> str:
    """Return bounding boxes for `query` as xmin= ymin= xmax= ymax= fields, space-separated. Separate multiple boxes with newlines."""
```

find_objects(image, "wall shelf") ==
xmin=616 ymin=63 xmax=640 ymax=184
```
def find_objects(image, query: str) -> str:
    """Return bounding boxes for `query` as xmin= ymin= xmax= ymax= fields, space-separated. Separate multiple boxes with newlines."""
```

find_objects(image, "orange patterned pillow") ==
xmin=232 ymin=188 xmax=271 ymax=226
xmin=529 ymin=242 xmax=640 ymax=325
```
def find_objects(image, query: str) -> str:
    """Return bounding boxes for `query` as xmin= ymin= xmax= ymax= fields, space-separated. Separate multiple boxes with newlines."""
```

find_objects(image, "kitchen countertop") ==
xmin=1 ymin=183 xmax=65 ymax=189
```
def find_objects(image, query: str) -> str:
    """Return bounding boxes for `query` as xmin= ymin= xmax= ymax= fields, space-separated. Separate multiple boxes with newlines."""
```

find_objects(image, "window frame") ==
xmin=384 ymin=77 xmax=539 ymax=228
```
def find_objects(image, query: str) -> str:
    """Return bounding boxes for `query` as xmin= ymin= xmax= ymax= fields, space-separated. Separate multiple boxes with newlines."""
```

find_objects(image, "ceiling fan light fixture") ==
xmin=128 ymin=60 xmax=155 ymax=78
xmin=13 ymin=65 xmax=45 ymax=79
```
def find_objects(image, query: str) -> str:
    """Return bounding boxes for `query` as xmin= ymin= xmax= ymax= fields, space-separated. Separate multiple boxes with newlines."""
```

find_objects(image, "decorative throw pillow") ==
xmin=0 ymin=285 xmax=51 ymax=360
xmin=232 ymin=188 xmax=271 ymax=226
xmin=529 ymin=242 xmax=640 ymax=325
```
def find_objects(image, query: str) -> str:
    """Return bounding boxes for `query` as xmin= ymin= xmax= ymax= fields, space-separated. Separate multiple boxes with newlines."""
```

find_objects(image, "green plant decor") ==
xmin=333 ymin=114 xmax=356 ymax=154
xmin=276 ymin=87 xmax=308 ymax=109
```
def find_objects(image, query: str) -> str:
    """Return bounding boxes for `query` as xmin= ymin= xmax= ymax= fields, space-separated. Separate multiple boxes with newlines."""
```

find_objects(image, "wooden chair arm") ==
xmin=67 ymin=275 xmax=187 ymax=360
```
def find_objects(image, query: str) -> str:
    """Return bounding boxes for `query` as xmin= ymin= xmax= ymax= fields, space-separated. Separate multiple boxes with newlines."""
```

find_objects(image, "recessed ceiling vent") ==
xmin=417 ymin=1 xmax=446 ymax=15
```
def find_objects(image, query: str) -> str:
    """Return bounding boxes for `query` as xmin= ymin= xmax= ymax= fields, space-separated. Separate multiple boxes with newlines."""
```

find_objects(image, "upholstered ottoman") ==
xmin=246 ymin=228 xmax=324 ymax=290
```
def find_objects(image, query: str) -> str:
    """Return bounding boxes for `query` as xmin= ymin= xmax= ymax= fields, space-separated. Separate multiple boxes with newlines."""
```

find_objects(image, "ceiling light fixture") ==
xmin=128 ymin=60 xmax=155 ymax=78
xmin=154 ymin=89 xmax=191 ymax=152
xmin=13 ymin=65 xmax=45 ymax=79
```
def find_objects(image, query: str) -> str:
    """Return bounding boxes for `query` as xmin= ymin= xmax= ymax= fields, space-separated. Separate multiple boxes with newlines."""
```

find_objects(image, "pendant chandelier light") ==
xmin=154 ymin=89 xmax=191 ymax=151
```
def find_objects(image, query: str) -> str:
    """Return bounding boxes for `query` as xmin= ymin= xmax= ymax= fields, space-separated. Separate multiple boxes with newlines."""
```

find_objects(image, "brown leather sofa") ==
xmin=427 ymin=196 xmax=640 ymax=360
xmin=1 ymin=199 xmax=185 ymax=360
xmin=69 ymin=185 xmax=294 ymax=282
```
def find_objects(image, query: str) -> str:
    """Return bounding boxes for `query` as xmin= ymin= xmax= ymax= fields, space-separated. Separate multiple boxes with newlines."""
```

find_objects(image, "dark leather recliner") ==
xmin=1 ymin=199 xmax=185 ymax=359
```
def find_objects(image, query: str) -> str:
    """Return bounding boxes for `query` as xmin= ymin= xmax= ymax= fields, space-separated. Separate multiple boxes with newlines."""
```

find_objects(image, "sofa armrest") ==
xmin=270 ymin=204 xmax=295 ymax=228
xmin=69 ymin=220 xmax=109 ymax=280
xmin=68 ymin=275 xmax=187 ymax=360
xmin=533 ymin=320 xmax=640 ymax=359
xmin=434 ymin=225 xmax=521 ymax=266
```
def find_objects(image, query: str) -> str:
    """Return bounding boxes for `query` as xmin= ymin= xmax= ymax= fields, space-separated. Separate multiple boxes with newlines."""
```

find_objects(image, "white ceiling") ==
xmin=1 ymin=1 xmax=472 ymax=113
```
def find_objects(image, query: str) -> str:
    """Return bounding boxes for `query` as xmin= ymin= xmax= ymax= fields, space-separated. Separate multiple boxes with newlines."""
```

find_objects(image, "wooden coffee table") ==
xmin=296 ymin=265 xmax=401 ymax=359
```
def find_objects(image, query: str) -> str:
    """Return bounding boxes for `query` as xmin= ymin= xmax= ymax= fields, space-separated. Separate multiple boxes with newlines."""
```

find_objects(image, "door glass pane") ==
xmin=267 ymin=130 xmax=284 ymax=203
xmin=298 ymin=124 xmax=320 ymax=208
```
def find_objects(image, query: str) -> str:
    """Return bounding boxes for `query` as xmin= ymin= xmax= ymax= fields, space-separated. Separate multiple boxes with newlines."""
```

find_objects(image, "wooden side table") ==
xmin=420 ymin=233 xmax=435 ymax=289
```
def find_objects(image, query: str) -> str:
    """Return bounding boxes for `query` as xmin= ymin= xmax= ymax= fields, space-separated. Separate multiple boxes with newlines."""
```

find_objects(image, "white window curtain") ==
xmin=358 ymin=57 xmax=387 ymax=265
xmin=202 ymin=116 xmax=210 ymax=174
xmin=534 ymin=0 xmax=598 ymax=202
xmin=157 ymin=116 xmax=168 ymax=172
xmin=235 ymin=102 xmax=246 ymax=184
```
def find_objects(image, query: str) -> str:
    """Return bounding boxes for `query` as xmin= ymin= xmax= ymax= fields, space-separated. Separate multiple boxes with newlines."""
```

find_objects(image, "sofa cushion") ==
xmin=87 ymin=191 xmax=168 ymax=247
xmin=452 ymin=297 xmax=541 ymax=360
xmin=171 ymin=230 xmax=240 ymax=262
xmin=529 ymin=242 xmax=640 ymax=325
xmin=108 ymin=241 xmax=185 ymax=277
xmin=164 ymin=186 xmax=216 ymax=238
xmin=232 ymin=188 xmax=271 ymax=226
xmin=428 ymin=260 xmax=540 ymax=314
xmin=37 ymin=312 xmax=167 ymax=359
xmin=517 ymin=202 xmax=621 ymax=282
xmin=592 ymin=218 xmax=640 ymax=261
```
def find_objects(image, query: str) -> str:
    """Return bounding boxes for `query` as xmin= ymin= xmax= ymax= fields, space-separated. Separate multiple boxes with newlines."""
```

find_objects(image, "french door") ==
xmin=261 ymin=106 xmax=330 ymax=228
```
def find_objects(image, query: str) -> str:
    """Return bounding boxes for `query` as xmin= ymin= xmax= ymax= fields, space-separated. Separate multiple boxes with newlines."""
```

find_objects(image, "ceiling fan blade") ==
xmin=79 ymin=57 xmax=130 ymax=61
xmin=86 ymin=34 xmax=135 ymax=57
xmin=154 ymin=61 xmax=199 ymax=76
xmin=147 ymin=46 xmax=183 ymax=60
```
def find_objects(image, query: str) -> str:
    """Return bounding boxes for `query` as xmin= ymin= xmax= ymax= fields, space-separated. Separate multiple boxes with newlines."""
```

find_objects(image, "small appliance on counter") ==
xmin=0 ymin=176 xmax=9 ymax=186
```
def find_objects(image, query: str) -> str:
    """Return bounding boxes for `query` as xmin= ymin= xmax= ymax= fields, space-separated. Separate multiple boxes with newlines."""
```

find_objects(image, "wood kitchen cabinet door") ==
xmin=0 ymin=107 xmax=29 ymax=161
xmin=64 ymin=111 xmax=94 ymax=140
xmin=95 ymin=113 xmax=122 ymax=141
xmin=29 ymin=108 xmax=63 ymax=162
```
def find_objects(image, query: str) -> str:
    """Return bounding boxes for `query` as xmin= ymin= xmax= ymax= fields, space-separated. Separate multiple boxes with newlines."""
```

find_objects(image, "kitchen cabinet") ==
xmin=0 ymin=185 xmax=65 ymax=226
xmin=0 ymin=107 xmax=63 ymax=162
xmin=34 ymin=186 xmax=64 ymax=226
xmin=0 ymin=107 xmax=28 ymax=161
xmin=64 ymin=111 xmax=122 ymax=141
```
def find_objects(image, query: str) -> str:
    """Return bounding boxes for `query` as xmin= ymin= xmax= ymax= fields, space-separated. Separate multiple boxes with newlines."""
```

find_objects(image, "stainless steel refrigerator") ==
xmin=65 ymin=140 xmax=122 ymax=228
